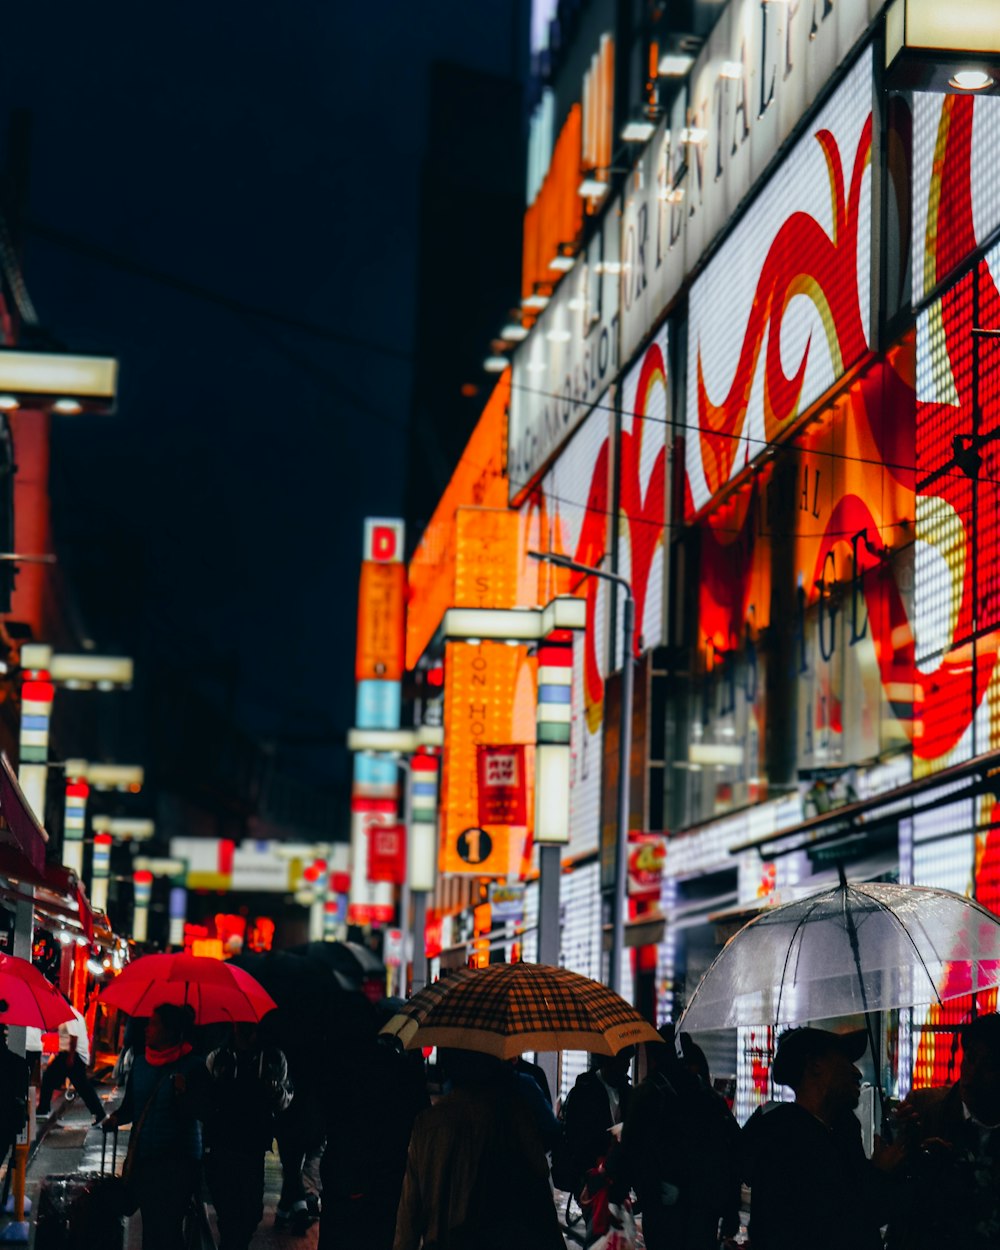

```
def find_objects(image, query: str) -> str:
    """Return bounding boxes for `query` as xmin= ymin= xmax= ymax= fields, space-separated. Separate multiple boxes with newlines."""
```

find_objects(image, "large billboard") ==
xmin=619 ymin=325 xmax=670 ymax=652
xmin=912 ymin=91 xmax=1000 ymax=307
xmin=686 ymin=48 xmax=874 ymax=516
xmin=521 ymin=404 xmax=613 ymax=859
xmin=688 ymin=344 xmax=916 ymax=820
xmin=913 ymin=240 xmax=1000 ymax=776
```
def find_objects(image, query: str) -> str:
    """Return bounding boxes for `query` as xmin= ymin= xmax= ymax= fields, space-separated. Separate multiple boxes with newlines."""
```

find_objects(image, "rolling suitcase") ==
xmin=35 ymin=1127 xmax=125 ymax=1250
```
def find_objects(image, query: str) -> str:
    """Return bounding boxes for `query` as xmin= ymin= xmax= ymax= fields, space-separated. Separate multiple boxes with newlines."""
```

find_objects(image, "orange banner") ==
xmin=406 ymin=378 xmax=511 ymax=669
xmin=355 ymin=561 xmax=406 ymax=681
xmin=440 ymin=640 xmax=536 ymax=876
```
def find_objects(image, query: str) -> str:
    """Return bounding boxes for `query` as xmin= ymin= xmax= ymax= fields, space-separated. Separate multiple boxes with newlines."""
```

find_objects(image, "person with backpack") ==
xmin=103 ymin=1002 xmax=206 ymax=1250
xmin=202 ymin=1021 xmax=292 ymax=1250
xmin=551 ymin=1050 xmax=634 ymax=1199
xmin=620 ymin=1029 xmax=741 ymax=1250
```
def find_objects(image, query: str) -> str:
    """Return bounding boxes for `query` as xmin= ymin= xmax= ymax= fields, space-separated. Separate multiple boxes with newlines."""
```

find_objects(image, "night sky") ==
xmin=2 ymin=1 xmax=524 ymax=790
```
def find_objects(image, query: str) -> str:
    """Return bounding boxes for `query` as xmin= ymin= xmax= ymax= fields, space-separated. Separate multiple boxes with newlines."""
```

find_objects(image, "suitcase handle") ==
xmin=100 ymin=1125 xmax=118 ymax=1176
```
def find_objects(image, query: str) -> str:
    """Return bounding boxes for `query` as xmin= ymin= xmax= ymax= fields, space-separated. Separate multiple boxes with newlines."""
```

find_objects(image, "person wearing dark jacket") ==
xmin=104 ymin=1002 xmax=207 ymax=1250
xmin=204 ymin=1022 xmax=293 ymax=1250
xmin=319 ymin=1001 xmax=428 ymax=1250
xmin=743 ymin=1027 xmax=900 ymax=1250
xmin=886 ymin=1013 xmax=1000 ymax=1250
xmin=0 ymin=1028 xmax=27 ymax=1170
xmin=621 ymin=1032 xmax=741 ymax=1250
xmin=558 ymin=1051 xmax=633 ymax=1199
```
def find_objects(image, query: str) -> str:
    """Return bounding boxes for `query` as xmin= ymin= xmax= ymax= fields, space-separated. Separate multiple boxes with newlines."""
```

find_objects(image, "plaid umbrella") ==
xmin=383 ymin=962 xmax=661 ymax=1058
xmin=381 ymin=967 xmax=479 ymax=1048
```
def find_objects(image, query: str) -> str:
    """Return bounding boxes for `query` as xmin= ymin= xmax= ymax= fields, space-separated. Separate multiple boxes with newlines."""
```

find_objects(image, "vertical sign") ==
xmin=477 ymin=745 xmax=527 ymax=826
xmin=440 ymin=641 xmax=536 ymax=876
xmin=350 ymin=517 xmax=406 ymax=924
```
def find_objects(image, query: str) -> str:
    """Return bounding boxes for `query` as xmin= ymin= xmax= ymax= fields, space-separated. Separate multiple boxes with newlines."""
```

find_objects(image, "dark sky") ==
xmin=2 ymin=1 xmax=524 ymax=790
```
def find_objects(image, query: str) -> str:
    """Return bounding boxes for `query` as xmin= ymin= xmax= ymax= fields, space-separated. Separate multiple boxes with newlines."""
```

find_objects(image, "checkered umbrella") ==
xmin=381 ymin=967 xmax=479 ymax=1049
xmin=383 ymin=962 xmax=661 ymax=1058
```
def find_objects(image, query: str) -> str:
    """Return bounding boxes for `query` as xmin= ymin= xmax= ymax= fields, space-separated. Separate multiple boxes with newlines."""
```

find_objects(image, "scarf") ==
xmin=145 ymin=1039 xmax=193 ymax=1067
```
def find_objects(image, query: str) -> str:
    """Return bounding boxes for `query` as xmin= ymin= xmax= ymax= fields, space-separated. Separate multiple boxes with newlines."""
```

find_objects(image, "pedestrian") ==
xmin=620 ymin=1029 xmax=741 ymax=1250
xmin=551 ymin=1050 xmax=633 ymax=1199
xmin=319 ymin=1004 xmax=427 ymax=1250
xmin=37 ymin=1003 xmax=106 ymax=1124
xmin=886 ymin=1012 xmax=1000 ymax=1250
xmin=273 ymin=998 xmax=330 ymax=1235
xmin=0 ymin=1026 xmax=28 ymax=1169
xmin=393 ymin=1049 xmax=564 ymax=1250
xmin=203 ymin=1021 xmax=292 ymax=1250
xmin=103 ymin=1002 xmax=206 ymax=1250
xmin=743 ymin=1027 xmax=901 ymax=1250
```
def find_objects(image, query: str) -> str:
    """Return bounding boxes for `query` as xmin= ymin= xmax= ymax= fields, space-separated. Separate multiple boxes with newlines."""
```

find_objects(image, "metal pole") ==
xmin=398 ymin=759 xmax=413 ymax=998
xmin=412 ymin=890 xmax=428 ymax=993
xmin=610 ymin=593 xmax=634 ymax=998
xmin=537 ymin=841 xmax=562 ymax=1098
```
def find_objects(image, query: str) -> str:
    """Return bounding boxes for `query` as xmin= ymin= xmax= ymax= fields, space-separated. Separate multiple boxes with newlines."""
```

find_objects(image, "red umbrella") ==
xmin=0 ymin=953 xmax=74 ymax=1030
xmin=100 ymin=953 xmax=276 ymax=1024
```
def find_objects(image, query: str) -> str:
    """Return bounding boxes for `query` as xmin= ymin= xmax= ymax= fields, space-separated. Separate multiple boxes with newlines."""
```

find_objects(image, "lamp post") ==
xmin=528 ymin=552 xmax=635 ymax=998
xmin=440 ymin=596 xmax=586 ymax=1098
xmin=346 ymin=725 xmax=444 ymax=994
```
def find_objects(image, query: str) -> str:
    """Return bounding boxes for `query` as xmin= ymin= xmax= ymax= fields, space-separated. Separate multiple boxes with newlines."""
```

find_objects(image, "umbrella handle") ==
xmin=837 ymin=867 xmax=892 ymax=1142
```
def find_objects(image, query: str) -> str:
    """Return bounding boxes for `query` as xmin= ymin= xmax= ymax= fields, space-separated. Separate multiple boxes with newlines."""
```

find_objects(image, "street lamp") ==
xmin=528 ymin=551 xmax=635 ymax=997
xmin=346 ymin=724 xmax=444 ymax=993
xmin=441 ymin=595 xmax=585 ymax=1096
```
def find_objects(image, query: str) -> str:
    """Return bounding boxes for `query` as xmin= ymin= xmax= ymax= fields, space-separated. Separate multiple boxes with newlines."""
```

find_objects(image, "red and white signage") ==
xmin=367 ymin=822 xmax=406 ymax=885
xmin=627 ymin=832 xmax=667 ymax=899
xmin=476 ymin=744 xmax=527 ymax=826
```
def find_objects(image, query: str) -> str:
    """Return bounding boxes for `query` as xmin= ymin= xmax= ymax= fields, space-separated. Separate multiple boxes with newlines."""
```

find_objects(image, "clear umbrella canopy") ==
xmin=678 ymin=882 xmax=1000 ymax=1033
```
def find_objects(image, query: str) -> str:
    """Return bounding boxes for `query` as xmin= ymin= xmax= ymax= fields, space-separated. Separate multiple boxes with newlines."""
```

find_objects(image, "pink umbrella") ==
xmin=100 ymin=953 xmax=276 ymax=1023
xmin=0 ymin=953 xmax=74 ymax=1030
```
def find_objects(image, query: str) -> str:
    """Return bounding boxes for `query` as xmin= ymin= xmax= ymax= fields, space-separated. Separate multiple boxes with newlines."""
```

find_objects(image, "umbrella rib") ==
xmin=876 ymin=890 xmax=945 ymax=1008
xmin=775 ymin=892 xmax=828 ymax=1025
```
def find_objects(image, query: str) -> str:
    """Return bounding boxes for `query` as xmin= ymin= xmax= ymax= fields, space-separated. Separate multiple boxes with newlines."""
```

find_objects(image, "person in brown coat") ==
xmin=393 ymin=1049 xmax=563 ymax=1250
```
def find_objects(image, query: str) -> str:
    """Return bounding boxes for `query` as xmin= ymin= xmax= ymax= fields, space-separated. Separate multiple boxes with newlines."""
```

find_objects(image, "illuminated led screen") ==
xmin=685 ymin=49 xmax=873 ymax=517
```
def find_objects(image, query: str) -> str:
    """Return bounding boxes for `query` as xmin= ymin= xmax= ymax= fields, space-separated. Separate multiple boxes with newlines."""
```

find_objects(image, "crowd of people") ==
xmin=7 ymin=990 xmax=999 ymax=1250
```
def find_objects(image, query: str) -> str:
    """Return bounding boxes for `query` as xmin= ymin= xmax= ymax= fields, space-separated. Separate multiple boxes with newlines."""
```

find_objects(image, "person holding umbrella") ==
xmin=742 ymin=1027 xmax=901 ymax=1250
xmin=103 ymin=1002 xmax=207 ymax=1250
xmin=887 ymin=1013 xmax=1000 ymax=1250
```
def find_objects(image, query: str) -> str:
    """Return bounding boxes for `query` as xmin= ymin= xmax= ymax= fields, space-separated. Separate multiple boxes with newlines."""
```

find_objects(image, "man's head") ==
xmin=959 ymin=1013 xmax=1000 ymax=1123
xmin=772 ymin=1027 xmax=866 ymax=1120
xmin=597 ymin=1047 xmax=634 ymax=1086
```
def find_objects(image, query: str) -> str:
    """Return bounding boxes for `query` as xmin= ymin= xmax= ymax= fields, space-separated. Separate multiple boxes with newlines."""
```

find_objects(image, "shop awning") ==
xmin=0 ymin=752 xmax=48 ymax=872
xmin=0 ymin=843 xmax=95 ymax=942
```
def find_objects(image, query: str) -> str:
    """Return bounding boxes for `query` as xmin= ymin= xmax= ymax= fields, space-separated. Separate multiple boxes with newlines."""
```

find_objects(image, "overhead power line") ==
xmin=24 ymin=218 xmax=414 ymax=364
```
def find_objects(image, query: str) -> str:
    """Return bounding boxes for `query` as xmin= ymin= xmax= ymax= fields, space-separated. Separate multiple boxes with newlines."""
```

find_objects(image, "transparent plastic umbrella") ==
xmin=677 ymin=881 xmax=1000 ymax=1034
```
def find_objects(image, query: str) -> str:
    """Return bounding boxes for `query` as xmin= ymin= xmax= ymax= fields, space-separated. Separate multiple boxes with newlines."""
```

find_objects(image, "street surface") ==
xmin=20 ymin=1083 xmax=319 ymax=1250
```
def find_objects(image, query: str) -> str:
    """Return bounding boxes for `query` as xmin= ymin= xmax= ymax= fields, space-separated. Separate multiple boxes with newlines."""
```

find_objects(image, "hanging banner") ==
xmin=627 ymin=832 xmax=667 ymax=899
xmin=477 ymin=745 xmax=528 ymax=827
xmin=367 ymin=822 xmax=406 ymax=885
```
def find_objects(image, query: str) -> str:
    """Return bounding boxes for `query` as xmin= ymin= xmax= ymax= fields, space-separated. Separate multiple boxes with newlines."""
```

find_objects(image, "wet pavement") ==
xmin=5 ymin=1080 xmax=667 ymax=1250
xmin=9 ymin=1083 xmax=320 ymax=1250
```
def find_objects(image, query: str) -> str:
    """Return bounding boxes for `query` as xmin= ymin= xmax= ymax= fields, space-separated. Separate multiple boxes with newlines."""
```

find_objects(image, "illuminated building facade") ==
xmin=403 ymin=0 xmax=1000 ymax=1109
